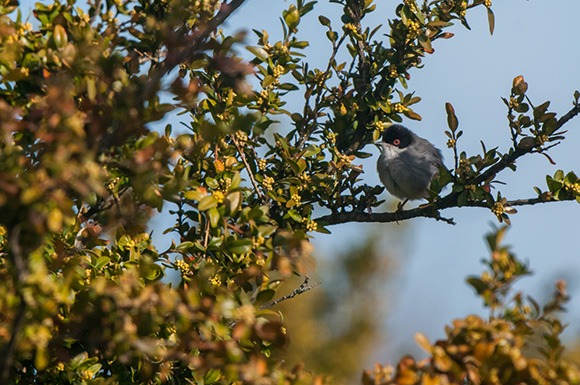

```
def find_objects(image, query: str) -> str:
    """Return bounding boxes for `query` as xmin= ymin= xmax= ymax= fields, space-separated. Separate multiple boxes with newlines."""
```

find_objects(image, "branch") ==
xmin=232 ymin=137 xmax=264 ymax=200
xmin=556 ymin=101 xmax=580 ymax=128
xmin=260 ymin=275 xmax=321 ymax=309
xmin=316 ymin=101 xmax=580 ymax=226
xmin=315 ymin=195 xmax=576 ymax=226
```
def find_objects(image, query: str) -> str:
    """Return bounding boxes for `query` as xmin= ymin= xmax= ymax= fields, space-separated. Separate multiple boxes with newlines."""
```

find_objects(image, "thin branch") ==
xmin=556 ymin=101 xmax=580 ymax=128
xmin=83 ymin=186 xmax=129 ymax=220
xmin=202 ymin=219 xmax=210 ymax=248
xmin=232 ymin=138 xmax=264 ymax=200
xmin=316 ymin=194 xmax=576 ymax=226
xmin=261 ymin=275 xmax=321 ymax=309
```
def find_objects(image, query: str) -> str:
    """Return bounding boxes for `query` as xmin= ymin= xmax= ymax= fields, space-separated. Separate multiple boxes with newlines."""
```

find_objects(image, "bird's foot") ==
xmin=393 ymin=199 xmax=409 ymax=224
xmin=396 ymin=199 xmax=409 ymax=212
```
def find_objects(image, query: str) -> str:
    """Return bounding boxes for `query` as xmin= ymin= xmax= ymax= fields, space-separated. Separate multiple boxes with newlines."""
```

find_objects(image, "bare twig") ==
xmin=556 ymin=101 xmax=580 ymax=128
xmin=232 ymin=138 xmax=264 ymax=200
xmin=202 ymin=220 xmax=210 ymax=248
xmin=83 ymin=185 xmax=131 ymax=220
xmin=261 ymin=275 xmax=321 ymax=309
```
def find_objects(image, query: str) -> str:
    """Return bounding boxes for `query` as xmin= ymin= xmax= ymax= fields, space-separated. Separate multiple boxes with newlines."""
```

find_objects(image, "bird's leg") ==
xmin=396 ymin=198 xmax=409 ymax=212
xmin=392 ymin=198 xmax=409 ymax=224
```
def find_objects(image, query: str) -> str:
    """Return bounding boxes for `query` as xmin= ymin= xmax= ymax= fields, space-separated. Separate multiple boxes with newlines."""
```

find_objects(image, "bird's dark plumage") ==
xmin=376 ymin=124 xmax=443 ymax=200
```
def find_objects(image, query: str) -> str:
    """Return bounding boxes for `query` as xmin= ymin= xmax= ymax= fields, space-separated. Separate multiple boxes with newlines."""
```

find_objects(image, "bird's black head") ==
xmin=381 ymin=124 xmax=415 ymax=149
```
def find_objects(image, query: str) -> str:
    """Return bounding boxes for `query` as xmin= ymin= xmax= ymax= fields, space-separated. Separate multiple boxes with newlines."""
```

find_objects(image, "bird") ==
xmin=376 ymin=124 xmax=443 ymax=205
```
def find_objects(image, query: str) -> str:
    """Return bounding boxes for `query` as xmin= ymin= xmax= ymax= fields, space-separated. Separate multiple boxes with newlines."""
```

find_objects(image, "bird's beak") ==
xmin=375 ymin=141 xmax=388 ymax=149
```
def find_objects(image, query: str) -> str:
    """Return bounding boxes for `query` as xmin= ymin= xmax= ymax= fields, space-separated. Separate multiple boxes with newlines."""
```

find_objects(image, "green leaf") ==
xmin=175 ymin=241 xmax=194 ymax=252
xmin=545 ymin=176 xmax=561 ymax=194
xmin=204 ymin=368 xmax=222 ymax=384
xmin=354 ymin=151 xmax=373 ymax=159
xmin=543 ymin=117 xmax=558 ymax=135
xmin=208 ymin=206 xmax=220 ymax=228
xmin=286 ymin=209 xmax=302 ymax=222
xmin=314 ymin=225 xmax=331 ymax=234
xmin=287 ymin=159 xmax=301 ymax=174
xmin=262 ymin=75 xmax=276 ymax=88
xmin=141 ymin=263 xmax=163 ymax=281
xmin=52 ymin=24 xmax=68 ymax=48
xmin=566 ymin=171 xmax=578 ymax=184
xmin=403 ymin=108 xmax=422 ymax=121
xmin=303 ymin=144 xmax=320 ymax=157
xmin=231 ymin=171 xmax=242 ymax=189
xmin=226 ymin=191 xmax=242 ymax=214
xmin=292 ymin=41 xmax=309 ymax=49
xmin=326 ymin=30 xmax=338 ymax=42
xmin=278 ymin=83 xmax=299 ymax=91
xmin=193 ymin=241 xmax=207 ymax=252
xmin=246 ymin=45 xmax=269 ymax=61
xmin=226 ymin=238 xmax=253 ymax=254
xmin=35 ymin=346 xmax=49 ymax=370
xmin=86 ymin=363 xmax=103 ymax=378
xmin=418 ymin=34 xmax=433 ymax=53
xmin=255 ymin=289 xmax=276 ymax=305
xmin=258 ymin=224 xmax=277 ymax=237
xmin=534 ymin=101 xmax=550 ymax=120
xmin=86 ymin=76 xmax=96 ymax=101
xmin=69 ymin=352 xmax=89 ymax=369
xmin=283 ymin=5 xmax=300 ymax=30
xmin=198 ymin=195 xmax=218 ymax=211
xmin=206 ymin=178 xmax=219 ymax=189
xmin=94 ymin=256 xmax=110 ymax=270
xmin=248 ymin=206 xmax=269 ymax=221
xmin=466 ymin=276 xmax=487 ymax=294
xmin=487 ymin=7 xmax=495 ymax=35
xmin=445 ymin=102 xmax=458 ymax=131
xmin=318 ymin=15 xmax=331 ymax=27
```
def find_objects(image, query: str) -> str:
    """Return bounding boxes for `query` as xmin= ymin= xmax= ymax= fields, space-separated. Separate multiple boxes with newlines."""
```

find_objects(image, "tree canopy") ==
xmin=0 ymin=0 xmax=579 ymax=383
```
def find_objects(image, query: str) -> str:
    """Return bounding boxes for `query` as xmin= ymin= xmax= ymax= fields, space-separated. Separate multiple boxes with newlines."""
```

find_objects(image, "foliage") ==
xmin=0 ymin=0 xmax=579 ymax=384
xmin=363 ymin=227 xmax=580 ymax=385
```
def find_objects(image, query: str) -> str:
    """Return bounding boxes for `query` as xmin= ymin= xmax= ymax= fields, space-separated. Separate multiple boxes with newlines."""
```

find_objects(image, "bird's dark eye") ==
xmin=393 ymin=138 xmax=401 ymax=146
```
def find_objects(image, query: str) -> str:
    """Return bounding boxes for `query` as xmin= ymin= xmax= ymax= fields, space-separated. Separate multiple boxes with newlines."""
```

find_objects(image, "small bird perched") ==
xmin=376 ymin=124 xmax=443 ymax=204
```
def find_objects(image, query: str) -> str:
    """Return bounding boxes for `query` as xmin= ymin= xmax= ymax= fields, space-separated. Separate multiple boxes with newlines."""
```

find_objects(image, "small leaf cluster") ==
xmin=543 ymin=170 xmax=580 ymax=203
xmin=504 ymin=76 xmax=566 ymax=153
